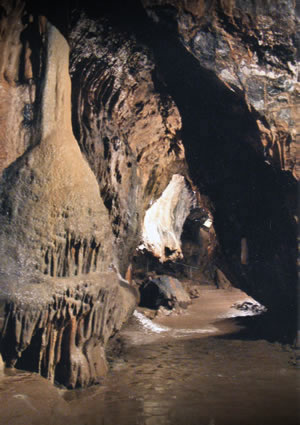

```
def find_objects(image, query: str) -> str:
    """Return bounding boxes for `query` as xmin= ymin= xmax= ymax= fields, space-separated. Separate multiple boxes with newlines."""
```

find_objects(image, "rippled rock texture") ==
xmin=0 ymin=272 xmax=136 ymax=388
xmin=69 ymin=11 xmax=187 ymax=274
xmin=0 ymin=0 xmax=298 ymax=387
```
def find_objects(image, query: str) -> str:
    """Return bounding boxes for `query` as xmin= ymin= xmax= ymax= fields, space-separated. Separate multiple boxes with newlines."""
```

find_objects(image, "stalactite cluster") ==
xmin=0 ymin=272 xmax=136 ymax=388
xmin=0 ymin=6 xmax=137 ymax=388
xmin=40 ymin=233 xmax=103 ymax=277
xmin=0 ymin=0 xmax=298 ymax=388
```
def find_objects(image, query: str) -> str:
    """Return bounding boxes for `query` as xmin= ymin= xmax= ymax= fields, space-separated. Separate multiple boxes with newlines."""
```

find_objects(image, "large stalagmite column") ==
xmin=0 ymin=17 xmax=136 ymax=388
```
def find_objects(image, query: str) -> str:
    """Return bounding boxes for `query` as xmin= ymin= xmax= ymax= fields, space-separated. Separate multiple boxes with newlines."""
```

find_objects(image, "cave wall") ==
xmin=0 ymin=0 xmax=298 ymax=386
xmin=142 ymin=0 xmax=299 ymax=178
xmin=0 ymin=20 xmax=113 ymax=278
xmin=68 ymin=11 xmax=188 ymax=275
xmin=68 ymin=5 xmax=220 ymax=285
xmin=70 ymin=0 xmax=297 ymax=314
xmin=126 ymin=0 xmax=297 ymax=314
xmin=0 ymin=0 xmax=44 ymax=175
xmin=140 ymin=174 xmax=196 ymax=261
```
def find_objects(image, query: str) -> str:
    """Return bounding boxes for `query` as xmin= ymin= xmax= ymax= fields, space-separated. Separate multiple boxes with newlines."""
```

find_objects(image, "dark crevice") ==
xmin=15 ymin=327 xmax=43 ymax=373
xmin=103 ymin=137 xmax=110 ymax=160
xmin=19 ymin=13 xmax=43 ymax=83
xmin=108 ymin=88 xmax=120 ymax=117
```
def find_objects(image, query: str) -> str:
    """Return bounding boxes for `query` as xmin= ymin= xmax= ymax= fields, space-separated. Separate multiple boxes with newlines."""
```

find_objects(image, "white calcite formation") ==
xmin=141 ymin=174 xmax=196 ymax=261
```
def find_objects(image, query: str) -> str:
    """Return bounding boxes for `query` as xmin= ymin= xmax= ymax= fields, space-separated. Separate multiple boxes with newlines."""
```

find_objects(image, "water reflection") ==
xmin=63 ymin=333 xmax=298 ymax=425
xmin=0 ymin=288 xmax=298 ymax=425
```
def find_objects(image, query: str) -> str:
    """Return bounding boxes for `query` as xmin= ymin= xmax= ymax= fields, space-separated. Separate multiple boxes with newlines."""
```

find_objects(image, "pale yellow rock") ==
xmin=0 ymin=23 xmax=113 ymax=277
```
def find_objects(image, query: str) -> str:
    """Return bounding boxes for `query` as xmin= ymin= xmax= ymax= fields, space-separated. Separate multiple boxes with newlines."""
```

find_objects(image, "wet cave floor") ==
xmin=0 ymin=287 xmax=298 ymax=425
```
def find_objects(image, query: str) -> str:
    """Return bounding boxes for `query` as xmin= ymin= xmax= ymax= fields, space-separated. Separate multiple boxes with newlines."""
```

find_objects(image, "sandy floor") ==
xmin=122 ymin=286 xmax=264 ymax=344
xmin=0 ymin=287 xmax=298 ymax=425
xmin=155 ymin=286 xmax=258 ymax=333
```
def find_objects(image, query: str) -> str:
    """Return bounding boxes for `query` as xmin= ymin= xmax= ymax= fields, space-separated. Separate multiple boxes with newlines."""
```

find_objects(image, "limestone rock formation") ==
xmin=0 ymin=272 xmax=136 ymax=388
xmin=180 ymin=206 xmax=217 ymax=282
xmin=0 ymin=0 xmax=44 ymax=175
xmin=0 ymin=0 xmax=298 ymax=387
xmin=69 ymin=12 xmax=188 ymax=275
xmin=68 ymin=7 xmax=219 ymax=283
xmin=0 ymin=7 xmax=136 ymax=388
xmin=0 ymin=23 xmax=112 ymax=278
xmin=140 ymin=174 xmax=196 ymax=261
xmin=133 ymin=0 xmax=297 ymax=315
xmin=139 ymin=274 xmax=191 ymax=309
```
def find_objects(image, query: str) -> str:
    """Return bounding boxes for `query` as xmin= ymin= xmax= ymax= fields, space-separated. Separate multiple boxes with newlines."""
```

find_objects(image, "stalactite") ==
xmin=39 ymin=233 xmax=102 ymax=278
xmin=0 ymin=272 xmax=136 ymax=388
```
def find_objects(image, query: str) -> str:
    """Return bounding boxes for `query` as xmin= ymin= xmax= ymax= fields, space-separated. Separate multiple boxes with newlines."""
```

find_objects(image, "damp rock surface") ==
xmin=69 ymin=12 xmax=187 ymax=275
xmin=0 ymin=272 xmax=136 ymax=388
xmin=0 ymin=280 xmax=297 ymax=425
xmin=0 ymin=8 xmax=136 ymax=388
xmin=139 ymin=274 xmax=191 ymax=310
xmin=0 ymin=0 xmax=298 ymax=388
xmin=0 ymin=287 xmax=297 ymax=425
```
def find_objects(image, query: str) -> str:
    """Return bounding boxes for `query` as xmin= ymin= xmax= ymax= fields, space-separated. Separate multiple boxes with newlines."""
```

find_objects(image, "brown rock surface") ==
xmin=69 ymin=13 xmax=188 ymax=274
xmin=0 ymin=272 xmax=136 ymax=388
xmin=143 ymin=0 xmax=299 ymax=178
xmin=0 ymin=9 xmax=136 ymax=388
xmin=0 ymin=23 xmax=112 ymax=277
xmin=0 ymin=0 xmax=298 ymax=388
xmin=0 ymin=2 xmax=46 ymax=175
xmin=131 ymin=0 xmax=297 ymax=315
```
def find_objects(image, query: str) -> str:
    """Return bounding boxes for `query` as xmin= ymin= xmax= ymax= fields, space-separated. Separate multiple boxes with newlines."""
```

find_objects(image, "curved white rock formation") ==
xmin=140 ymin=174 xmax=195 ymax=261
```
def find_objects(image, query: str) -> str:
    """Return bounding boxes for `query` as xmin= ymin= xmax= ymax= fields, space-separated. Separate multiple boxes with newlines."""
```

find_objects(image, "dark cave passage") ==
xmin=148 ymin=32 xmax=297 ymax=313
xmin=0 ymin=4 xmax=298 ymax=423
xmin=84 ymin=1 xmax=298 ymax=332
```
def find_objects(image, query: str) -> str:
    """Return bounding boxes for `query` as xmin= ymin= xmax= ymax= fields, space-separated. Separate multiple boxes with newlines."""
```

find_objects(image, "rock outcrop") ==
xmin=129 ymin=0 xmax=298 ymax=315
xmin=140 ymin=174 xmax=196 ymax=261
xmin=0 ymin=272 xmax=136 ymax=388
xmin=139 ymin=274 xmax=191 ymax=309
xmin=142 ymin=0 xmax=299 ymax=178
